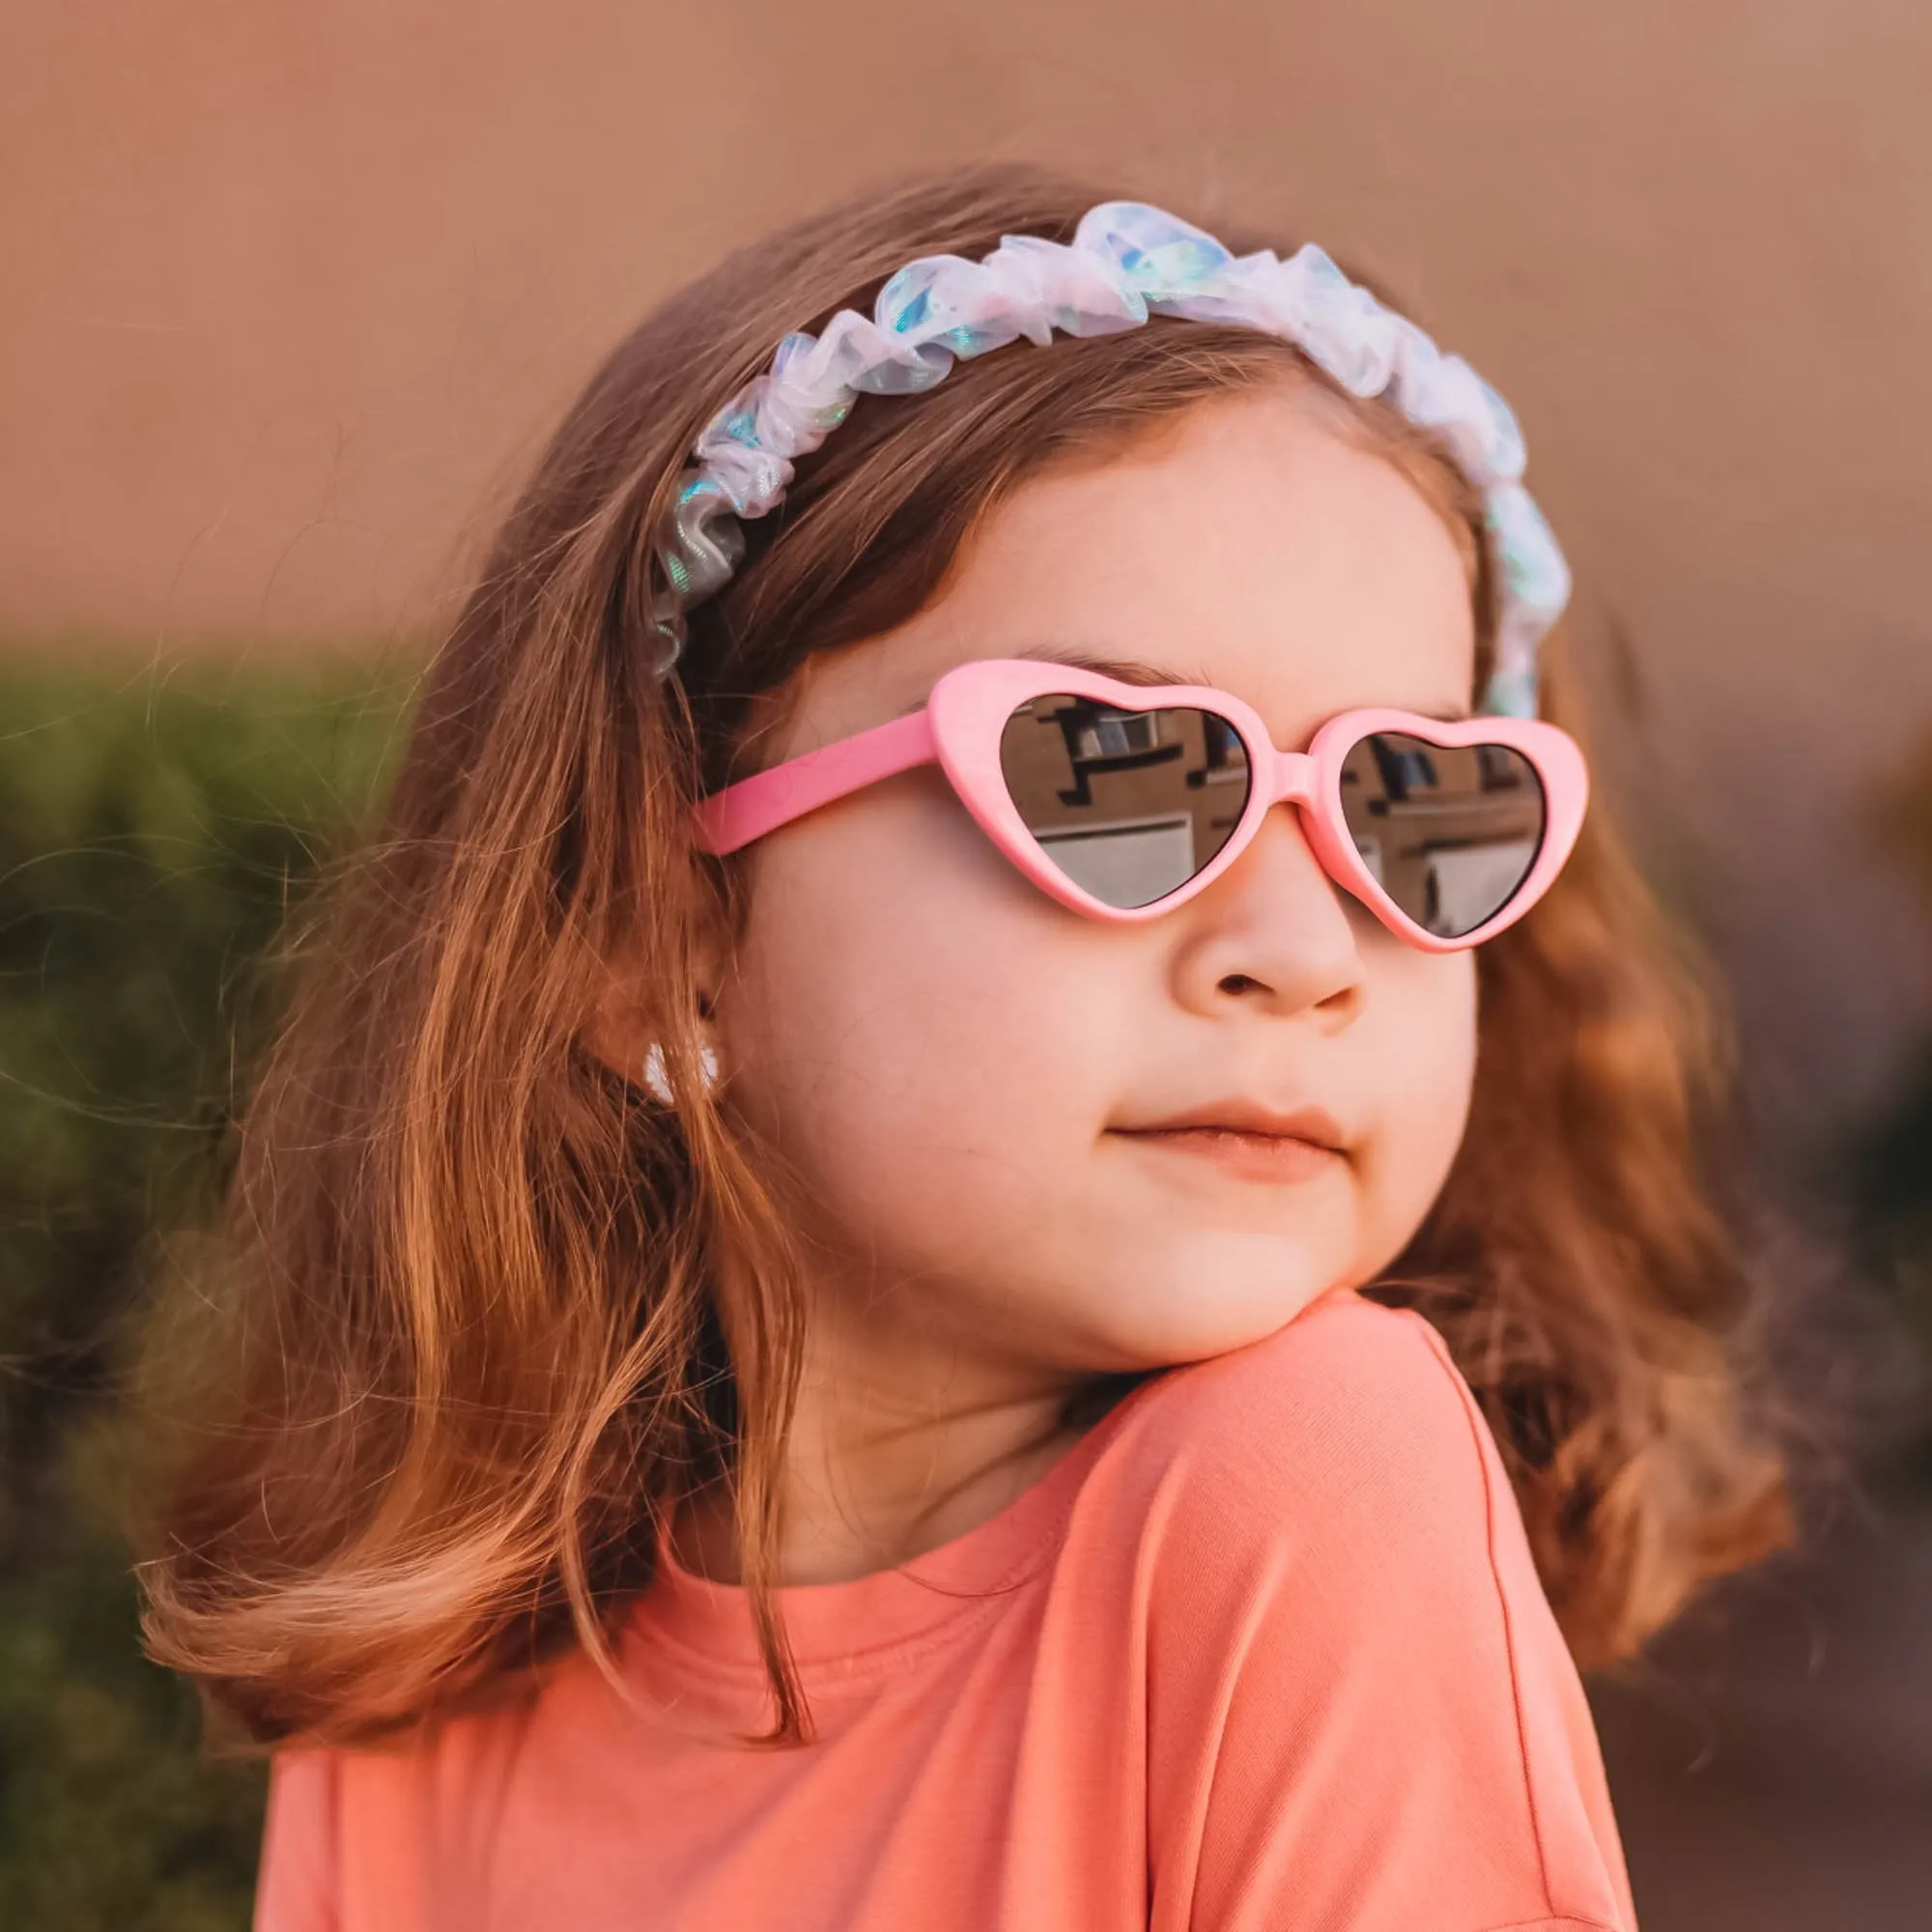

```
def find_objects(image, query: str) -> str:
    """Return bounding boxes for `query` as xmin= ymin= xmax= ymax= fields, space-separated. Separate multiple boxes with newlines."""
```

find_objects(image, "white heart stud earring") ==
xmin=641 ymin=1040 xmax=720 ymax=1105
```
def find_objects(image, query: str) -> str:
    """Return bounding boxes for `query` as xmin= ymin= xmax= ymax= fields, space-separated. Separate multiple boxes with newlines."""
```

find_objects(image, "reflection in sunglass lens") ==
xmin=1339 ymin=732 xmax=1546 ymax=937
xmin=997 ymin=696 xmax=1253 ymax=909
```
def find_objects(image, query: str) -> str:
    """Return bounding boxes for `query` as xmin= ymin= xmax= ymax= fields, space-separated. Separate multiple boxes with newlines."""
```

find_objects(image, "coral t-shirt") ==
xmin=255 ymin=1291 xmax=1638 ymax=1931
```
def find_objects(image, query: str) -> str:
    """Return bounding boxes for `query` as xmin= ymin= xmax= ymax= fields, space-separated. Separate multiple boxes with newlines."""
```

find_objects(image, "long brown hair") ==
xmin=139 ymin=162 xmax=1791 ymax=1749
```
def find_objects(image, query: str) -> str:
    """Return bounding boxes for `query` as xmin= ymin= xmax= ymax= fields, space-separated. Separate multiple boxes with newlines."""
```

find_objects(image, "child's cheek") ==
xmin=717 ymin=788 xmax=1060 ymax=1159
xmin=1356 ymin=948 xmax=1480 ymax=1270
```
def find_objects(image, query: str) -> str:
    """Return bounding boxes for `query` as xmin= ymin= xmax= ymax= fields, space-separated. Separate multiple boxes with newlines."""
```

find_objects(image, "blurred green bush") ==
xmin=0 ymin=656 xmax=405 ymax=1931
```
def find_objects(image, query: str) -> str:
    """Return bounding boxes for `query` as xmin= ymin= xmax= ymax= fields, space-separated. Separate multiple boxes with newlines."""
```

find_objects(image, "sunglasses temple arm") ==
xmin=692 ymin=707 xmax=941 ymax=856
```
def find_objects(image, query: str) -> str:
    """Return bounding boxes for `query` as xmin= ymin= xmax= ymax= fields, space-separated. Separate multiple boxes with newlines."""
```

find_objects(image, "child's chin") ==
xmin=1070 ymin=1246 xmax=1354 ymax=1370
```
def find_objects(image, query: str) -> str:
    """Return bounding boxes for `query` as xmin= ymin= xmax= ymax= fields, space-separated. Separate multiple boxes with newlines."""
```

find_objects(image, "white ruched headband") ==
xmin=651 ymin=201 xmax=1570 ymax=717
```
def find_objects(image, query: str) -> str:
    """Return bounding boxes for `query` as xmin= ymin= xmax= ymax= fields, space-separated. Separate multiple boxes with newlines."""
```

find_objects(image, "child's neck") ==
xmin=668 ymin=1304 xmax=1120 ymax=1589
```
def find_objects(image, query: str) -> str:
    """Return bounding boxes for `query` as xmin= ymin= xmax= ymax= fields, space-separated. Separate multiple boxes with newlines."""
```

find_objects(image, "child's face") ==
xmin=715 ymin=385 xmax=1480 ymax=1376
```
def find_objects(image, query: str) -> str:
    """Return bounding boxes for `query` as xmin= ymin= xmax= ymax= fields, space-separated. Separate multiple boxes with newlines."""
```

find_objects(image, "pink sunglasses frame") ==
xmin=693 ymin=658 xmax=1589 ymax=952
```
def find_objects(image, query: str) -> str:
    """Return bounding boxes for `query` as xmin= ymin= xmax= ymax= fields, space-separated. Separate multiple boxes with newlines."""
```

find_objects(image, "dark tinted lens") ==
xmin=997 ymin=696 xmax=1253 ymax=909
xmin=1339 ymin=731 xmax=1546 ymax=937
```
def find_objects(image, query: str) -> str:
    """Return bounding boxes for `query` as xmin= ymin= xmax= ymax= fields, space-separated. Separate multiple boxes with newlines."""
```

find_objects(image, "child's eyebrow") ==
xmin=1009 ymin=644 xmax=1215 ymax=688
xmin=890 ymin=646 xmax=1209 ymax=717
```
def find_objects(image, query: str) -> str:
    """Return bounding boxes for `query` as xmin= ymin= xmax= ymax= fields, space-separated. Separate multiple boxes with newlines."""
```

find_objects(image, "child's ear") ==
xmin=582 ymin=919 xmax=726 ymax=1091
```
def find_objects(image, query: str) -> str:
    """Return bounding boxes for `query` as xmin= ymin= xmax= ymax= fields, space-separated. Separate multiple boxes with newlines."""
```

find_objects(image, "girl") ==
xmin=143 ymin=166 xmax=1791 ymax=1930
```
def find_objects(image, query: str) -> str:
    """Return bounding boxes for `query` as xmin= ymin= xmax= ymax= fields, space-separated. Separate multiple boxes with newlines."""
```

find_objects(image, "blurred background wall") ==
xmin=3 ymin=3 xmax=1929 ymax=1927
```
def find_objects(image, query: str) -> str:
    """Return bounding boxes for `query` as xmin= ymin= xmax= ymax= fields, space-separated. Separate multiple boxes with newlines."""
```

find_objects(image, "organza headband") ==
xmin=650 ymin=201 xmax=1571 ymax=718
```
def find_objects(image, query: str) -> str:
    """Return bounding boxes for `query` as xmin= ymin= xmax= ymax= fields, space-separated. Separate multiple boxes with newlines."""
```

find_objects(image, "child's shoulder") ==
xmin=1065 ymin=1295 xmax=1630 ymax=1932
xmin=1085 ymin=1289 xmax=1509 ymax=1574
xmin=1067 ymin=1289 xmax=1577 ymax=1794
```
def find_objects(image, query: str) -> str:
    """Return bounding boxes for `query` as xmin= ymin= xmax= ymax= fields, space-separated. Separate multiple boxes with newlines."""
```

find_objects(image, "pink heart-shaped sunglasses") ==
xmin=694 ymin=658 xmax=1588 ymax=952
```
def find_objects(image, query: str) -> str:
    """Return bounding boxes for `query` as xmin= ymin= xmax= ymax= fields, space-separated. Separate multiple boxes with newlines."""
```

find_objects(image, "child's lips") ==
xmin=1107 ymin=1099 xmax=1352 ymax=1186
xmin=1112 ymin=1123 xmax=1346 ymax=1185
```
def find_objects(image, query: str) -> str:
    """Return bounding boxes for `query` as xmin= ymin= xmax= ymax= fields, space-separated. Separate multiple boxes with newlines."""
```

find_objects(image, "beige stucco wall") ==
xmin=4 ymin=1 xmax=1928 ymax=1154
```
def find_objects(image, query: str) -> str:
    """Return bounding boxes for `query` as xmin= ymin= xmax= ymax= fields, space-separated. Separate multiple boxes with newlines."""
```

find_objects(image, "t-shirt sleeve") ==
xmin=1141 ymin=1295 xmax=1638 ymax=1932
xmin=255 ymin=1747 xmax=340 ymax=1932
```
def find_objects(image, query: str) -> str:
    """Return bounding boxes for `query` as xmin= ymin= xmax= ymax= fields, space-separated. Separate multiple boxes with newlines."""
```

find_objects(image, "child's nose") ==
xmin=1167 ymin=805 xmax=1366 ymax=1028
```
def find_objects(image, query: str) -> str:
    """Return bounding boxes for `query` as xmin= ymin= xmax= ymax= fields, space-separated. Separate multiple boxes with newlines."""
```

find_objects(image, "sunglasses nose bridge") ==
xmin=1263 ymin=749 xmax=1320 ymax=810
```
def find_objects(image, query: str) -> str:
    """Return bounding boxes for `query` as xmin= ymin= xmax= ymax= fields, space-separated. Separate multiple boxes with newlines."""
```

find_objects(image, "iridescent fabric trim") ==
xmin=651 ymin=201 xmax=1570 ymax=717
